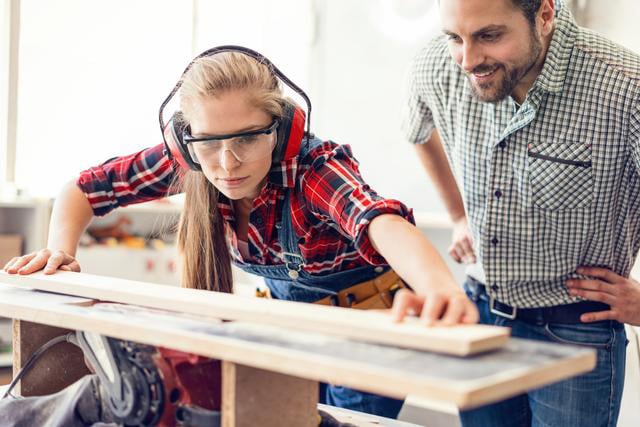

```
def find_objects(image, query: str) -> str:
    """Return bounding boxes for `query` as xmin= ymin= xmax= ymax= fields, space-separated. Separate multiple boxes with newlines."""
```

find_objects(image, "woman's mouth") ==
xmin=219 ymin=176 xmax=249 ymax=188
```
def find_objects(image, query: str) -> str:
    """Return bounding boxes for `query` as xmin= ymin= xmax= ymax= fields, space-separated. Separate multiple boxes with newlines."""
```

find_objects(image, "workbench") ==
xmin=0 ymin=277 xmax=596 ymax=427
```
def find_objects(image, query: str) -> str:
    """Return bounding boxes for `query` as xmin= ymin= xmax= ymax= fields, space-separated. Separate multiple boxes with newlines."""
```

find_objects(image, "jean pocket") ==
xmin=463 ymin=281 xmax=479 ymax=302
xmin=543 ymin=322 xmax=614 ymax=349
xmin=527 ymin=141 xmax=593 ymax=211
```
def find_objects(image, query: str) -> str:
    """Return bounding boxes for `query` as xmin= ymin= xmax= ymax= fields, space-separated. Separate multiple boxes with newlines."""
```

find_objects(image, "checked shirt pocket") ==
xmin=527 ymin=141 xmax=593 ymax=210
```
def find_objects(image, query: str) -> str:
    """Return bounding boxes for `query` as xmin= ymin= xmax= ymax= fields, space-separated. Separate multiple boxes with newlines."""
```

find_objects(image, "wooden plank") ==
xmin=0 ymin=285 xmax=596 ymax=409
xmin=0 ymin=271 xmax=509 ymax=356
xmin=12 ymin=320 xmax=90 ymax=396
xmin=319 ymin=404 xmax=423 ymax=427
xmin=222 ymin=362 xmax=317 ymax=427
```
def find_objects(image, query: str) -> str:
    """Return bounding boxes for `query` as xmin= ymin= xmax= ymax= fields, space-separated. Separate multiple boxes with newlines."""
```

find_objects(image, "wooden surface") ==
xmin=0 ymin=284 xmax=596 ymax=409
xmin=12 ymin=320 xmax=90 ymax=396
xmin=319 ymin=404 xmax=423 ymax=427
xmin=222 ymin=362 xmax=318 ymax=427
xmin=0 ymin=271 xmax=509 ymax=356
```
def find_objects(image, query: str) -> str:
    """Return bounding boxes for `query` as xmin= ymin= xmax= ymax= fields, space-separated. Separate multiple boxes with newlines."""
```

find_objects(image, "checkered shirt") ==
xmin=77 ymin=141 xmax=413 ymax=274
xmin=403 ymin=5 xmax=640 ymax=307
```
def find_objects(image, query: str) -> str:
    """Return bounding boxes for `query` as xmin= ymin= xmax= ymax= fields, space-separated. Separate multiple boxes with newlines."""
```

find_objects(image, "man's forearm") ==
xmin=414 ymin=130 xmax=466 ymax=221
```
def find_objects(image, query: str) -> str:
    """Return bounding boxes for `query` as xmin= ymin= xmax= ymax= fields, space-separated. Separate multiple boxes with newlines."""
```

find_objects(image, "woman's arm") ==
xmin=4 ymin=180 xmax=93 ymax=274
xmin=4 ymin=144 xmax=178 ymax=275
xmin=368 ymin=214 xmax=479 ymax=325
xmin=299 ymin=141 xmax=478 ymax=325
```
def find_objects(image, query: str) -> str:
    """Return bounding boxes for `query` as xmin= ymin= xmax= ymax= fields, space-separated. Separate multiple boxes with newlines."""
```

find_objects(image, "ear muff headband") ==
xmin=159 ymin=45 xmax=312 ymax=170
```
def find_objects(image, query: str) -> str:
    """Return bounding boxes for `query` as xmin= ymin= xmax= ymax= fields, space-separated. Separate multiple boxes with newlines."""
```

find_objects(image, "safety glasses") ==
xmin=183 ymin=120 xmax=279 ymax=164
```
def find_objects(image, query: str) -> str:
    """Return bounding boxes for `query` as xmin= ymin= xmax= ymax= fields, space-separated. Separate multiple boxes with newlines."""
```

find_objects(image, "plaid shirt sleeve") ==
xmin=76 ymin=143 xmax=180 ymax=216
xmin=631 ymin=97 xmax=640 ymax=174
xmin=300 ymin=141 xmax=414 ymax=265
xmin=402 ymin=40 xmax=447 ymax=145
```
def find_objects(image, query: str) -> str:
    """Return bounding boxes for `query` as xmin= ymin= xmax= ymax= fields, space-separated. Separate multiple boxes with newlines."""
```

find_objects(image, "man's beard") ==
xmin=466 ymin=31 xmax=542 ymax=103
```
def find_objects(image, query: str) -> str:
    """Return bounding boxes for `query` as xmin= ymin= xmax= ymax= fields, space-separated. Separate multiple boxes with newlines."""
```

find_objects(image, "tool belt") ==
xmin=314 ymin=269 xmax=406 ymax=310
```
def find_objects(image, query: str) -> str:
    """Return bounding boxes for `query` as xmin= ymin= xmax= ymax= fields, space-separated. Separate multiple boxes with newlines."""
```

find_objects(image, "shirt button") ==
xmin=498 ymin=141 xmax=507 ymax=149
xmin=494 ymin=189 xmax=502 ymax=198
xmin=491 ymin=237 xmax=499 ymax=246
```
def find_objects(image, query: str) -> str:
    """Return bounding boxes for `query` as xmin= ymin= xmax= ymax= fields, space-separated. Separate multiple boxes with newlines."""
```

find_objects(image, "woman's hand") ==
xmin=3 ymin=249 xmax=81 ymax=275
xmin=392 ymin=287 xmax=479 ymax=326
xmin=448 ymin=216 xmax=476 ymax=264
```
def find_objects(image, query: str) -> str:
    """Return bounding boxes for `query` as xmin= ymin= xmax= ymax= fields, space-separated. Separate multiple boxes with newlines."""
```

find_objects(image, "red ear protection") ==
xmin=163 ymin=112 xmax=198 ymax=171
xmin=159 ymin=46 xmax=312 ymax=171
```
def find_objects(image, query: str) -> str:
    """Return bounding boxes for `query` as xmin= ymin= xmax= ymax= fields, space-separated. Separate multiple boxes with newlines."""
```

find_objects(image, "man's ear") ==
xmin=538 ymin=0 xmax=555 ymax=37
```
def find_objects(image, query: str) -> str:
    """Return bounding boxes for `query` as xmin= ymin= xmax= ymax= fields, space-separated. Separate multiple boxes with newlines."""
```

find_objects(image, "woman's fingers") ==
xmin=391 ymin=289 xmax=424 ymax=322
xmin=3 ymin=249 xmax=79 ymax=275
xmin=4 ymin=253 xmax=37 ymax=273
xmin=43 ymin=251 xmax=76 ymax=274
xmin=392 ymin=289 xmax=479 ymax=326
xmin=420 ymin=293 xmax=447 ymax=325
xmin=18 ymin=250 xmax=52 ymax=274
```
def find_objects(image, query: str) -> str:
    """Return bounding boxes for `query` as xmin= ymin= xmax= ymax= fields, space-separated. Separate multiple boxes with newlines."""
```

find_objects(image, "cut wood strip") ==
xmin=0 ymin=285 xmax=596 ymax=409
xmin=0 ymin=271 xmax=509 ymax=356
xmin=221 ymin=362 xmax=318 ymax=427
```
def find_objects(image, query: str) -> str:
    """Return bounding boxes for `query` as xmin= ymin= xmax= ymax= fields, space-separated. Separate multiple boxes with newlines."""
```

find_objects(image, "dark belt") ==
xmin=468 ymin=278 xmax=610 ymax=324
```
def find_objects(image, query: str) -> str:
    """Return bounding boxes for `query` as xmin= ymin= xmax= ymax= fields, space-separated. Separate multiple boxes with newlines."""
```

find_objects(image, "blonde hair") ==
xmin=174 ymin=52 xmax=286 ymax=292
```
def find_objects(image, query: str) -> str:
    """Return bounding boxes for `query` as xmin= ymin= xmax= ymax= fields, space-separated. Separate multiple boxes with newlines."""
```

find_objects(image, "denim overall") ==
xmin=233 ymin=138 xmax=404 ymax=419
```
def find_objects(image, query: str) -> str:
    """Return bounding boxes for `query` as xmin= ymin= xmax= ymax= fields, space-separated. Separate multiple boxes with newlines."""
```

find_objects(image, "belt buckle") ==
xmin=489 ymin=295 xmax=517 ymax=320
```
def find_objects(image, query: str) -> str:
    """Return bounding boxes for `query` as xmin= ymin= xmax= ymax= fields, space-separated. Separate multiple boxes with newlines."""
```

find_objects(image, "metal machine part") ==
xmin=75 ymin=331 xmax=221 ymax=427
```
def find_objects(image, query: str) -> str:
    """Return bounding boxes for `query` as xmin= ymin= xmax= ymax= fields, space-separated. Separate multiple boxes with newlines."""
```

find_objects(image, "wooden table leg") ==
xmin=222 ymin=361 xmax=318 ymax=427
xmin=12 ymin=320 xmax=89 ymax=396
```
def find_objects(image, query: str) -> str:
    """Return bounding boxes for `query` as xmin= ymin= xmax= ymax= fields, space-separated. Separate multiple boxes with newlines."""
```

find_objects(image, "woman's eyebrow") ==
xmin=191 ymin=123 xmax=268 ymax=138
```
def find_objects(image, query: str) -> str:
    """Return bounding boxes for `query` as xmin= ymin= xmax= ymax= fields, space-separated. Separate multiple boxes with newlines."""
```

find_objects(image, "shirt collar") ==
xmin=266 ymin=156 xmax=298 ymax=189
xmin=533 ymin=4 xmax=577 ymax=94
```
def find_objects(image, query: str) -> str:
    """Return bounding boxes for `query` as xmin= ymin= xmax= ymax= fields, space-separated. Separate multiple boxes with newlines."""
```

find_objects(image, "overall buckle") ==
xmin=282 ymin=251 xmax=303 ymax=280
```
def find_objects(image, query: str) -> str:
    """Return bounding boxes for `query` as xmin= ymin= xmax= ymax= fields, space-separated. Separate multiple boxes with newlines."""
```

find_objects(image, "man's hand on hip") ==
xmin=566 ymin=266 xmax=640 ymax=326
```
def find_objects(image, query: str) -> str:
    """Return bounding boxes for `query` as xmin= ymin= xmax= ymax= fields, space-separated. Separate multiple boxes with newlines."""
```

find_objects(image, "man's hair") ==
xmin=511 ymin=0 xmax=543 ymax=25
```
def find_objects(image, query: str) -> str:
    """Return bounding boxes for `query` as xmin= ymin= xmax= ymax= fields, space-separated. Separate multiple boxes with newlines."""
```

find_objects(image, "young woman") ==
xmin=4 ymin=46 xmax=478 ymax=419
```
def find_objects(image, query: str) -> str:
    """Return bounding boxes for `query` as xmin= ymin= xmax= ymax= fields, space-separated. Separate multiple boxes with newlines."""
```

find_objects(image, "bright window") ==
xmin=15 ymin=0 xmax=193 ymax=197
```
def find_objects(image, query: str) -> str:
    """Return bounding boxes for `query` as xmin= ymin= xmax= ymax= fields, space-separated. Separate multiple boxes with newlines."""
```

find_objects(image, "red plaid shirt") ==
xmin=77 ymin=140 xmax=413 ymax=274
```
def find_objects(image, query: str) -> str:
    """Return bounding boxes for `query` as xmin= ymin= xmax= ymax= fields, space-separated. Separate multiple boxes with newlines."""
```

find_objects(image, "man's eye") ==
xmin=447 ymin=35 xmax=462 ymax=43
xmin=481 ymin=33 xmax=501 ymax=42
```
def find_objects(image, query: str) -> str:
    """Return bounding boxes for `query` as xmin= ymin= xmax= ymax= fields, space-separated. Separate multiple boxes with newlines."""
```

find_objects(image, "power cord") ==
xmin=1 ymin=332 xmax=76 ymax=400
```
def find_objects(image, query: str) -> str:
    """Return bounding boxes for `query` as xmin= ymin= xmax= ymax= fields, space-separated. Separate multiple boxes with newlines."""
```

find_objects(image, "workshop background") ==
xmin=1 ymin=1 xmax=639 ymax=426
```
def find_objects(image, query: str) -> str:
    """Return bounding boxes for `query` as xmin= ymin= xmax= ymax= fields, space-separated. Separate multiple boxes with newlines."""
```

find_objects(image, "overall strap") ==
xmin=278 ymin=188 xmax=304 ymax=280
xmin=276 ymin=136 xmax=324 ymax=280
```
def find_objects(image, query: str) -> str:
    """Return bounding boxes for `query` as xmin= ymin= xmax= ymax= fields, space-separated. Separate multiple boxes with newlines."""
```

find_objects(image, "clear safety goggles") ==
xmin=183 ymin=120 xmax=279 ymax=164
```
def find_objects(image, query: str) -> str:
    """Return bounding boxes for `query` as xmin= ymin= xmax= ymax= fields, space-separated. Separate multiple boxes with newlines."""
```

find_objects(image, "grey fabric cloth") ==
xmin=0 ymin=374 xmax=117 ymax=427
xmin=402 ymin=3 xmax=640 ymax=307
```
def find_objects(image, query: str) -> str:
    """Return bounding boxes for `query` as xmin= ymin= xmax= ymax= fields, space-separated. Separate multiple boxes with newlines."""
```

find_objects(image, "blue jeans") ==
xmin=318 ymin=383 xmax=403 ymax=419
xmin=460 ymin=279 xmax=627 ymax=427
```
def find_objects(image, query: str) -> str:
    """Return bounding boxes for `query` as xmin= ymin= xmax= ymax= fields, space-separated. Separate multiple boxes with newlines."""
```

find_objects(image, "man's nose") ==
xmin=460 ymin=43 xmax=484 ymax=74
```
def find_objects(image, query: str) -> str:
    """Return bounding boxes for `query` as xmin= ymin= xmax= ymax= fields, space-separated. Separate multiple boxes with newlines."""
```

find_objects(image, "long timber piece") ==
xmin=0 ymin=271 xmax=508 ymax=356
